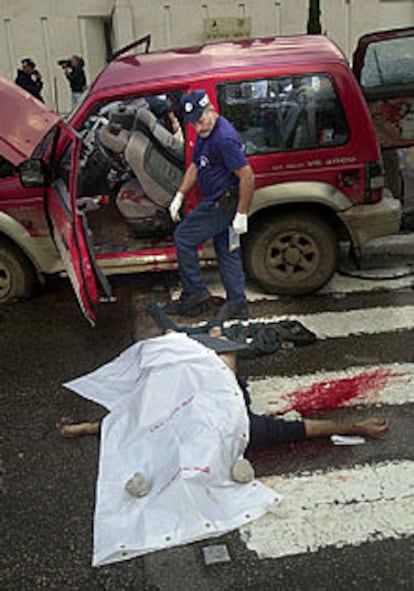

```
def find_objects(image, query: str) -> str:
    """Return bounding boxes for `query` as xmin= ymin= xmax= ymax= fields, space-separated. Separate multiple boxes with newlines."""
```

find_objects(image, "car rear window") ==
xmin=217 ymin=74 xmax=349 ymax=155
xmin=360 ymin=36 xmax=414 ymax=88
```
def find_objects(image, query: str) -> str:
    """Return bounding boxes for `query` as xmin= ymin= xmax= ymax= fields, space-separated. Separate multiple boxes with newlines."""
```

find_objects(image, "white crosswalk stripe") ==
xmin=197 ymin=266 xmax=414 ymax=302
xmin=231 ymin=287 xmax=414 ymax=561
xmin=237 ymin=305 xmax=414 ymax=339
xmin=248 ymin=363 xmax=414 ymax=416
xmin=168 ymin=273 xmax=414 ymax=559
xmin=240 ymin=460 xmax=414 ymax=559
xmin=192 ymin=303 xmax=414 ymax=338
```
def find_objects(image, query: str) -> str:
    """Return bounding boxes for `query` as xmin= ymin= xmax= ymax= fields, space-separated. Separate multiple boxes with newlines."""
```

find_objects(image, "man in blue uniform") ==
xmin=166 ymin=89 xmax=255 ymax=321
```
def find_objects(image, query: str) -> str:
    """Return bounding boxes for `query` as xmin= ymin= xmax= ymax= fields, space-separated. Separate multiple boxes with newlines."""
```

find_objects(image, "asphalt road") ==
xmin=1 ymin=269 xmax=413 ymax=590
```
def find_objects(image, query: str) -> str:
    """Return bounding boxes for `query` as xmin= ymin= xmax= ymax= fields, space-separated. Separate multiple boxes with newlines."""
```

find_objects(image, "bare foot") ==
xmin=56 ymin=417 xmax=99 ymax=438
xmin=56 ymin=416 xmax=74 ymax=436
xmin=354 ymin=418 xmax=389 ymax=439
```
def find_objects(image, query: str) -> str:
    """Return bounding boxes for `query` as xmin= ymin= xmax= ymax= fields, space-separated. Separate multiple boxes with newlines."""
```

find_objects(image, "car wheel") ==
xmin=0 ymin=240 xmax=36 ymax=303
xmin=245 ymin=212 xmax=338 ymax=295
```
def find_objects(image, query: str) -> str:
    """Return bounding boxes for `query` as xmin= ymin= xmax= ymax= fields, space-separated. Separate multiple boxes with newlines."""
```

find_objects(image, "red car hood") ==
xmin=0 ymin=76 xmax=61 ymax=166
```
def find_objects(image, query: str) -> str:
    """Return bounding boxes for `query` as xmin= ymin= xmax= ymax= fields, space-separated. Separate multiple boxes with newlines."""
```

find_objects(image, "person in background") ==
xmin=147 ymin=94 xmax=184 ymax=142
xmin=62 ymin=55 xmax=87 ymax=107
xmin=15 ymin=58 xmax=44 ymax=102
xmin=166 ymin=89 xmax=255 ymax=321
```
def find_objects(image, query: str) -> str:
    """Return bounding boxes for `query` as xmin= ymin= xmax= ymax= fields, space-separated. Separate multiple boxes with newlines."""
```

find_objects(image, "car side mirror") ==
xmin=17 ymin=159 xmax=48 ymax=188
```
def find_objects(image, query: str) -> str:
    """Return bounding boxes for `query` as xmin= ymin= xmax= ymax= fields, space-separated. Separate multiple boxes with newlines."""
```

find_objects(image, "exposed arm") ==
xmin=234 ymin=164 xmax=255 ymax=214
xmin=178 ymin=161 xmax=198 ymax=195
xmin=169 ymin=162 xmax=198 ymax=222
xmin=304 ymin=418 xmax=389 ymax=439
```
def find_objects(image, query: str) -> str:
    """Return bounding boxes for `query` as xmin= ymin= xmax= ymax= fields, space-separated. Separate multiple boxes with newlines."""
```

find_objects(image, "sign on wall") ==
xmin=203 ymin=17 xmax=252 ymax=43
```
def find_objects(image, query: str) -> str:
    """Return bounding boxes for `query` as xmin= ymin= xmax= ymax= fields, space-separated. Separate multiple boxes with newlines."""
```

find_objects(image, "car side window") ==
xmin=360 ymin=36 xmax=414 ymax=88
xmin=217 ymin=74 xmax=349 ymax=155
xmin=0 ymin=156 xmax=15 ymax=178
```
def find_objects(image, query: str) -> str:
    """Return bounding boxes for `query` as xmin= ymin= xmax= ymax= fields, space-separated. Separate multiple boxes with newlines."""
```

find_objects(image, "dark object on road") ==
xmin=213 ymin=301 xmax=249 ymax=323
xmin=189 ymin=332 xmax=249 ymax=354
xmin=147 ymin=302 xmax=316 ymax=357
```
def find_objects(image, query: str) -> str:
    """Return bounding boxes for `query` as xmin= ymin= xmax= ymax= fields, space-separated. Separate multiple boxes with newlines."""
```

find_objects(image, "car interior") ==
xmin=56 ymin=77 xmax=349 ymax=257
xmin=74 ymin=92 xmax=185 ymax=254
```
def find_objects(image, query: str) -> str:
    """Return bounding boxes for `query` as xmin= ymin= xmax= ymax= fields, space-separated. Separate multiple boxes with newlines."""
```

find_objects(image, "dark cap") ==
xmin=189 ymin=333 xmax=248 ymax=354
xmin=180 ymin=89 xmax=210 ymax=124
xmin=21 ymin=58 xmax=36 ymax=68
xmin=146 ymin=95 xmax=173 ymax=118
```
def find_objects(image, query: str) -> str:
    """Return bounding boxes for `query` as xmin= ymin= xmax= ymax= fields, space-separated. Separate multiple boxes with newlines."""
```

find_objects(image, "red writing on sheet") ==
xmin=150 ymin=395 xmax=195 ymax=433
xmin=155 ymin=465 xmax=211 ymax=497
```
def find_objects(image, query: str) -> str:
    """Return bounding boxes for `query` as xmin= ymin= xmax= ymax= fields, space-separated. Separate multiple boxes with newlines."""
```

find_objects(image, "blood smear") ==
xmin=277 ymin=368 xmax=404 ymax=416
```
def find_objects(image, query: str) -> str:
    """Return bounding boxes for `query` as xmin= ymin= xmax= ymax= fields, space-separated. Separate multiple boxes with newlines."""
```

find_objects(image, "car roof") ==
xmin=90 ymin=35 xmax=347 ymax=95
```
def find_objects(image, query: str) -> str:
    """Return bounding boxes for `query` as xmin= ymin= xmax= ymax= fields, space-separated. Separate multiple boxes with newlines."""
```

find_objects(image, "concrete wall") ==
xmin=0 ymin=0 xmax=411 ymax=112
xmin=0 ymin=1 xmax=112 ymax=111
xmin=322 ymin=0 xmax=413 ymax=58
xmin=129 ymin=0 xmax=309 ymax=49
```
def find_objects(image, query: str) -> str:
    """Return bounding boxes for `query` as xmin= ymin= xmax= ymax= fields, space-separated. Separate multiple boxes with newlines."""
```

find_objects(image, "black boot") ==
xmin=163 ymin=290 xmax=211 ymax=317
xmin=213 ymin=301 xmax=249 ymax=323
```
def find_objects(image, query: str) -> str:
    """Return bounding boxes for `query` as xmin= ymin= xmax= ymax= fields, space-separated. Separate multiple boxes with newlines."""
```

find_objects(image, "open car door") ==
xmin=45 ymin=125 xmax=113 ymax=325
xmin=353 ymin=27 xmax=414 ymax=149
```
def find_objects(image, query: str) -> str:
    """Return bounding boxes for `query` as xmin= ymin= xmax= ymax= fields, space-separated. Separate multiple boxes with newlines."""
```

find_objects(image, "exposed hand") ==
xmin=169 ymin=191 xmax=184 ymax=223
xmin=232 ymin=212 xmax=248 ymax=234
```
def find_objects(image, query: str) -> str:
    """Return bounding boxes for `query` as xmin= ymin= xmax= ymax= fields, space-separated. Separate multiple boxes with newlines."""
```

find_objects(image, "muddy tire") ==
xmin=245 ymin=212 xmax=338 ymax=295
xmin=0 ymin=240 xmax=36 ymax=303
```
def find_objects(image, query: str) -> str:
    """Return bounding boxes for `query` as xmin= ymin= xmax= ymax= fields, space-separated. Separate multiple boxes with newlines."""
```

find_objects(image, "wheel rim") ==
xmin=0 ymin=260 xmax=11 ymax=299
xmin=265 ymin=230 xmax=320 ymax=283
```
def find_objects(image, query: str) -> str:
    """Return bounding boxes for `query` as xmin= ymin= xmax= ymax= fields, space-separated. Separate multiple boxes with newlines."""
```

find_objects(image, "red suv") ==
xmin=1 ymin=30 xmax=410 ymax=324
xmin=352 ymin=27 xmax=414 ymax=200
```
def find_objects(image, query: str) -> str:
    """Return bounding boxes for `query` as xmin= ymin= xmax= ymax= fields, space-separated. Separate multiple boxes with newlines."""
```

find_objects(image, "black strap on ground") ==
xmin=147 ymin=303 xmax=317 ymax=358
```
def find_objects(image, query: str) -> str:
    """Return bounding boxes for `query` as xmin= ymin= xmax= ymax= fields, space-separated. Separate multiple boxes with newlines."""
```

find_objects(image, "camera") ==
xmin=57 ymin=59 xmax=71 ymax=67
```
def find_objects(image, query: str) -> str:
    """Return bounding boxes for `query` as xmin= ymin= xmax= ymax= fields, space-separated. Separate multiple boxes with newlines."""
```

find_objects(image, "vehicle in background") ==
xmin=1 ymin=29 xmax=411 ymax=324
xmin=353 ymin=27 xmax=414 ymax=202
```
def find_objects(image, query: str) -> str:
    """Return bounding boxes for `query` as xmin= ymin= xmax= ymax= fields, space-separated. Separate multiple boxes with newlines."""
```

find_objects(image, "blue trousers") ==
xmin=174 ymin=199 xmax=246 ymax=306
xmin=238 ymin=378 xmax=306 ymax=451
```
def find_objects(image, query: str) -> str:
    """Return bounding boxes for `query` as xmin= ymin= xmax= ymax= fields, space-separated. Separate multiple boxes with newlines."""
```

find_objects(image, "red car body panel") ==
xmin=352 ymin=27 xmax=414 ymax=149
xmin=0 ymin=77 xmax=61 ymax=165
xmin=0 ymin=32 xmax=404 ymax=320
xmin=45 ymin=132 xmax=101 ymax=325
xmin=89 ymin=35 xmax=346 ymax=96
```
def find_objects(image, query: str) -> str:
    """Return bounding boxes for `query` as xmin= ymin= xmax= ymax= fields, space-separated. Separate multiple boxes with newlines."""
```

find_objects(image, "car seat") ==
xmin=98 ymin=103 xmax=185 ymax=236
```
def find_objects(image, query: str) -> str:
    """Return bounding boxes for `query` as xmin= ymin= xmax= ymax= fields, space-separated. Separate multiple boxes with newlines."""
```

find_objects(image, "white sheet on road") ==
xmin=64 ymin=333 xmax=278 ymax=566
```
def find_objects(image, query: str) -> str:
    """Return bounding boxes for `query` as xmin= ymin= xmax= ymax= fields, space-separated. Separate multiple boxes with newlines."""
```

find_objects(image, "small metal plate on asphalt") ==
xmin=202 ymin=544 xmax=231 ymax=565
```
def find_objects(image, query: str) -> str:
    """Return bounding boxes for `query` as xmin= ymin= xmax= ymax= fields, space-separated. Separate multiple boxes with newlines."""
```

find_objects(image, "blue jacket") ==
xmin=15 ymin=70 xmax=44 ymax=102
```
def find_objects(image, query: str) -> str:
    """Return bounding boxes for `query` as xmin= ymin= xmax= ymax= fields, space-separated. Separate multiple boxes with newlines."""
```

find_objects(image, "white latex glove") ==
xmin=169 ymin=191 xmax=184 ymax=223
xmin=232 ymin=212 xmax=248 ymax=235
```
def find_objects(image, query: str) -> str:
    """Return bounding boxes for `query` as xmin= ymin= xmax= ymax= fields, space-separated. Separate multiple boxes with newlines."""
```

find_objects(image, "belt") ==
xmin=215 ymin=188 xmax=238 ymax=211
